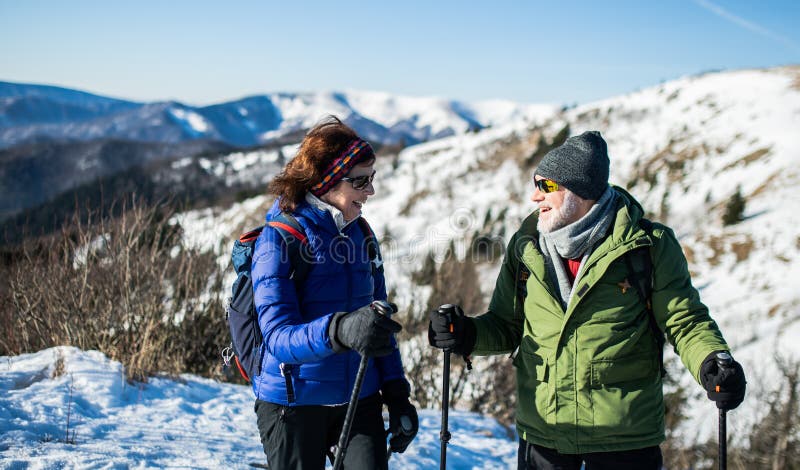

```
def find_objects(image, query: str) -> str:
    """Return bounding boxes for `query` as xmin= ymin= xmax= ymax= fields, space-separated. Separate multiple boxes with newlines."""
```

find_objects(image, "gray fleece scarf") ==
xmin=539 ymin=186 xmax=617 ymax=309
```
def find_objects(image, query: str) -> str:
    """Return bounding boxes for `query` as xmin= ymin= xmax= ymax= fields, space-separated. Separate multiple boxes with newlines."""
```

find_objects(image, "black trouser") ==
xmin=518 ymin=439 xmax=663 ymax=470
xmin=254 ymin=393 xmax=387 ymax=470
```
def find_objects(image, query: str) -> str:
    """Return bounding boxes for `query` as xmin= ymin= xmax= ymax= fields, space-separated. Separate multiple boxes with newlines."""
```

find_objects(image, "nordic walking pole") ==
xmin=438 ymin=303 xmax=457 ymax=470
xmin=440 ymin=348 xmax=452 ymax=470
xmin=716 ymin=352 xmax=733 ymax=470
xmin=333 ymin=300 xmax=394 ymax=470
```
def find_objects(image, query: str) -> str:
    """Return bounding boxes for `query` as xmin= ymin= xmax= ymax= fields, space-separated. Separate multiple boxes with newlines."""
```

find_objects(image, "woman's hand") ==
xmin=329 ymin=305 xmax=402 ymax=357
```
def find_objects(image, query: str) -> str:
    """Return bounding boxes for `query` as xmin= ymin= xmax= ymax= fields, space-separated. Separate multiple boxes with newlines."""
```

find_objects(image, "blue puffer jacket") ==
xmin=251 ymin=198 xmax=407 ymax=405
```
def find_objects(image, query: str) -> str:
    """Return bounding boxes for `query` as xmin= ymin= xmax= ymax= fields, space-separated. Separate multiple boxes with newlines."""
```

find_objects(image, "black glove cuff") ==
xmin=707 ymin=389 xmax=739 ymax=402
xmin=458 ymin=317 xmax=478 ymax=357
xmin=328 ymin=311 xmax=349 ymax=354
xmin=381 ymin=378 xmax=411 ymax=406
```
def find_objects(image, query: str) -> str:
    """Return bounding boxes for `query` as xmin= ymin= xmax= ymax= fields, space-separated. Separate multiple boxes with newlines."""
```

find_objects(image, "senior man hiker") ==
xmin=428 ymin=131 xmax=746 ymax=469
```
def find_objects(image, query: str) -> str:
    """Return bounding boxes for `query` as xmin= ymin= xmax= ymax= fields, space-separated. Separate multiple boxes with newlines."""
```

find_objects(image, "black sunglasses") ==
xmin=341 ymin=170 xmax=376 ymax=190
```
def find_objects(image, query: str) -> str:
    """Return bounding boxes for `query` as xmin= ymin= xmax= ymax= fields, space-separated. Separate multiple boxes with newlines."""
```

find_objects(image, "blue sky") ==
xmin=1 ymin=0 xmax=798 ymax=106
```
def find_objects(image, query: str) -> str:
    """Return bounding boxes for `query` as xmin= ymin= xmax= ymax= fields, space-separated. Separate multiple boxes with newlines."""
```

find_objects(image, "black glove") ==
xmin=381 ymin=379 xmax=419 ymax=454
xmin=428 ymin=304 xmax=476 ymax=357
xmin=329 ymin=304 xmax=402 ymax=357
xmin=700 ymin=351 xmax=747 ymax=410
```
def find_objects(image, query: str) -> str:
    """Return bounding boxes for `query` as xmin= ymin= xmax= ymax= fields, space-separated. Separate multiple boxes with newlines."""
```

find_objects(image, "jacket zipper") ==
xmin=279 ymin=362 xmax=295 ymax=403
xmin=343 ymin=226 xmax=353 ymax=403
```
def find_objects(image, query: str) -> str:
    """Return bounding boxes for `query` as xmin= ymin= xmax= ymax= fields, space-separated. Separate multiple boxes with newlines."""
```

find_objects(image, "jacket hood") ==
xmin=606 ymin=185 xmax=649 ymax=248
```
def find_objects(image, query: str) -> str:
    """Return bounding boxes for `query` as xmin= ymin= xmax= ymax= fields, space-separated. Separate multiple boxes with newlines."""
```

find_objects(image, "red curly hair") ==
xmin=269 ymin=116 xmax=375 ymax=212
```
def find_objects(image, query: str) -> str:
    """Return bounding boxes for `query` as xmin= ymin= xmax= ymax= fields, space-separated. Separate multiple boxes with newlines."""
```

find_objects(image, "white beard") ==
xmin=538 ymin=191 xmax=582 ymax=233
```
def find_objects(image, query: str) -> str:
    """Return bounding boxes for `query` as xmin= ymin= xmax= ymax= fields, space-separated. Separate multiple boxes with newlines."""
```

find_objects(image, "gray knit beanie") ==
xmin=535 ymin=130 xmax=610 ymax=200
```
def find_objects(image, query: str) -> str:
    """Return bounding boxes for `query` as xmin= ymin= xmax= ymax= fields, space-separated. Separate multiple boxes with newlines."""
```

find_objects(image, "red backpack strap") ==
xmin=238 ymin=226 xmax=264 ymax=244
xmin=267 ymin=221 xmax=308 ymax=245
xmin=267 ymin=213 xmax=308 ymax=244
xmin=234 ymin=356 xmax=250 ymax=382
xmin=267 ymin=213 xmax=312 ymax=283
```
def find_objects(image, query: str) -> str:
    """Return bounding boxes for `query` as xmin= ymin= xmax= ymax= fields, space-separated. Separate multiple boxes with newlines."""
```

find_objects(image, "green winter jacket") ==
xmin=472 ymin=186 xmax=728 ymax=453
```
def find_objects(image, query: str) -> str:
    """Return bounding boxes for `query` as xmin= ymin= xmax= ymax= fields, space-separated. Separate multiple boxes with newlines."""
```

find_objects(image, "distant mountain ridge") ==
xmin=0 ymin=81 xmax=558 ymax=149
xmin=0 ymin=81 xmax=139 ymax=128
xmin=0 ymin=81 xmax=557 ymax=222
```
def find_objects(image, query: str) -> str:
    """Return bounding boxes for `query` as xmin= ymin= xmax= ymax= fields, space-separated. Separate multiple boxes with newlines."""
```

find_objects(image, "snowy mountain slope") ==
xmin=0 ymin=82 xmax=139 ymax=128
xmin=176 ymin=66 xmax=800 ymax=446
xmin=0 ymin=81 xmax=559 ymax=149
xmin=0 ymin=138 xmax=236 ymax=224
xmin=0 ymin=347 xmax=518 ymax=469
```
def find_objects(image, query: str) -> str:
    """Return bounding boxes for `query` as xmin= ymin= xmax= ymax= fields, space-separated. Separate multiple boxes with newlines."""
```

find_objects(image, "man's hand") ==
xmin=700 ymin=351 xmax=747 ymax=410
xmin=427 ymin=304 xmax=476 ymax=357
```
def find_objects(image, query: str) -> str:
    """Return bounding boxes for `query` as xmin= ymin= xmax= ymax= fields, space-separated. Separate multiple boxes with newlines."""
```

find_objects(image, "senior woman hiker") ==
xmin=250 ymin=116 xmax=418 ymax=469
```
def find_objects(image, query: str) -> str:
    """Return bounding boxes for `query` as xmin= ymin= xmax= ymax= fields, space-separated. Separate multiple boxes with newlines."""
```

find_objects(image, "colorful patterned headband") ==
xmin=310 ymin=138 xmax=375 ymax=196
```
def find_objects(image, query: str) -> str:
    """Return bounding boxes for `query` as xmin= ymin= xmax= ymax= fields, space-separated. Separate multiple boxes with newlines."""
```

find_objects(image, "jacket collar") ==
xmin=304 ymin=193 xmax=358 ymax=232
xmin=265 ymin=196 xmax=356 ymax=236
xmin=520 ymin=186 xmax=651 ymax=266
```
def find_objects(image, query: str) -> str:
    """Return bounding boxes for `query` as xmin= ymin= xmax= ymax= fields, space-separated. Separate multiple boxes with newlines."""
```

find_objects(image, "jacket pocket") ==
xmin=513 ymin=344 xmax=554 ymax=432
xmin=296 ymin=355 xmax=346 ymax=382
xmin=589 ymin=353 xmax=663 ymax=438
xmin=590 ymin=354 xmax=657 ymax=387
xmin=513 ymin=350 xmax=549 ymax=382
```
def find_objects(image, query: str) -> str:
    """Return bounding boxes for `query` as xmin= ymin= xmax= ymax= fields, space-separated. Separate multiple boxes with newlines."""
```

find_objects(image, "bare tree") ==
xmin=1 ymin=198 xmax=226 ymax=382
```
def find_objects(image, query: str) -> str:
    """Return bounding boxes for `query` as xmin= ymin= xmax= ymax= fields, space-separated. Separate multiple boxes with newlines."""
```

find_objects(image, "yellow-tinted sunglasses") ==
xmin=534 ymin=178 xmax=560 ymax=193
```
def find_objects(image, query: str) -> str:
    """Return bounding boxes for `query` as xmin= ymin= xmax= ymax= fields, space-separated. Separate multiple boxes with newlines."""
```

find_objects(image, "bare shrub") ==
xmin=410 ymin=251 xmax=436 ymax=287
xmin=735 ymin=355 xmax=800 ymax=470
xmin=64 ymin=373 xmax=77 ymax=445
xmin=722 ymin=186 xmax=746 ymax=226
xmin=523 ymin=124 xmax=570 ymax=169
xmin=720 ymin=147 xmax=771 ymax=172
xmin=464 ymin=355 xmax=517 ymax=426
xmin=397 ymin=239 xmax=516 ymax=426
xmin=730 ymin=238 xmax=754 ymax=262
xmin=426 ymin=242 xmax=486 ymax=409
xmin=401 ymin=243 xmax=482 ymax=406
xmin=424 ymin=242 xmax=486 ymax=316
xmin=399 ymin=189 xmax=432 ymax=216
xmin=663 ymin=354 xmax=800 ymax=470
xmin=660 ymin=356 xmax=708 ymax=469
xmin=51 ymin=349 xmax=66 ymax=378
xmin=0 ymin=198 xmax=225 ymax=382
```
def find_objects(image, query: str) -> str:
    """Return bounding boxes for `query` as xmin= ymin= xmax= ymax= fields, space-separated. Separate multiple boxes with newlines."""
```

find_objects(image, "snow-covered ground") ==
xmin=0 ymin=347 xmax=517 ymax=469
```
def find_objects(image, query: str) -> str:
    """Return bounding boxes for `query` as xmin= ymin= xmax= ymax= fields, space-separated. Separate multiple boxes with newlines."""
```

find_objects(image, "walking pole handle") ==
xmin=372 ymin=300 xmax=394 ymax=317
xmin=437 ymin=304 xmax=454 ymax=328
xmin=716 ymin=352 xmax=733 ymax=470
xmin=715 ymin=352 xmax=733 ymax=370
xmin=437 ymin=304 xmax=472 ymax=370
